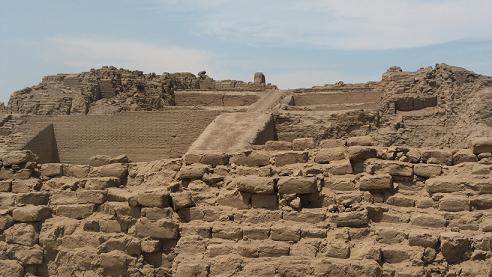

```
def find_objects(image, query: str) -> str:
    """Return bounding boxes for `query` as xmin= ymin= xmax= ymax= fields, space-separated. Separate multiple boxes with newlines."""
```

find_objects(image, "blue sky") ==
xmin=1 ymin=0 xmax=492 ymax=102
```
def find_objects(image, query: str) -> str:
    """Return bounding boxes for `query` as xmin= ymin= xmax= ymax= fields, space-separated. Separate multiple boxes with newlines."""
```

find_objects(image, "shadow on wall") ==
xmin=23 ymin=124 xmax=60 ymax=163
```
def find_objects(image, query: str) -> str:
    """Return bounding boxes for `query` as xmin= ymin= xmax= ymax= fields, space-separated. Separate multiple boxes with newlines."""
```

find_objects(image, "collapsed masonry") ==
xmin=0 ymin=64 xmax=492 ymax=276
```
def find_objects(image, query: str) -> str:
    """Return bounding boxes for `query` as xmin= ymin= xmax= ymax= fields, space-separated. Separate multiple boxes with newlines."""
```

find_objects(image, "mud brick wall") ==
xmin=292 ymin=91 xmax=382 ymax=106
xmin=21 ymin=111 xmax=220 ymax=164
xmin=1 ymin=136 xmax=492 ymax=276
xmin=174 ymin=91 xmax=260 ymax=106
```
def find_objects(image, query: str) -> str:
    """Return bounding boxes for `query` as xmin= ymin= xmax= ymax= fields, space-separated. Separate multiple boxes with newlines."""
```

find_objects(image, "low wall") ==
xmin=21 ymin=111 xmax=220 ymax=163
xmin=292 ymin=91 xmax=382 ymax=106
xmin=175 ymin=91 xmax=260 ymax=106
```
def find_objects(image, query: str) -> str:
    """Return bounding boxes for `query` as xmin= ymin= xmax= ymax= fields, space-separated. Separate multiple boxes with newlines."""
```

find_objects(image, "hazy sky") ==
xmin=1 ymin=0 xmax=492 ymax=102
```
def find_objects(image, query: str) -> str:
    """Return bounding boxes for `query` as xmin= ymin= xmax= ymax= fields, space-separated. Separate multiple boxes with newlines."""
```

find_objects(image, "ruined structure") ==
xmin=1 ymin=64 xmax=492 ymax=276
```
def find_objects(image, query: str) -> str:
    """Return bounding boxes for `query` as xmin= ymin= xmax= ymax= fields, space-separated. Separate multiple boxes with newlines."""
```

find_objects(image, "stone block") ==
xmin=137 ymin=190 xmax=171 ymax=207
xmin=89 ymin=155 xmax=111 ymax=167
xmin=0 ymin=180 xmax=11 ymax=192
xmin=265 ymin=140 xmax=292 ymax=151
xmin=12 ymin=205 xmax=51 ymax=222
xmin=242 ymin=225 xmax=270 ymax=240
xmin=453 ymin=149 xmax=478 ymax=164
xmin=93 ymin=163 xmax=128 ymax=179
xmin=2 ymin=150 xmax=37 ymax=167
xmin=55 ymin=204 xmax=95 ymax=219
xmin=358 ymin=174 xmax=392 ymax=190
xmin=0 ymin=260 xmax=23 ymax=277
xmin=40 ymin=163 xmax=63 ymax=177
xmin=319 ymin=139 xmax=346 ymax=148
xmin=408 ymin=230 xmax=439 ymax=248
xmin=470 ymin=195 xmax=492 ymax=209
xmin=314 ymin=147 xmax=346 ymax=164
xmin=178 ymin=164 xmax=209 ymax=179
xmin=212 ymin=224 xmax=242 ymax=240
xmin=229 ymin=151 xmax=270 ymax=167
xmin=216 ymin=189 xmax=250 ymax=209
xmin=440 ymin=232 xmax=471 ymax=263
xmin=365 ymin=159 xmax=413 ymax=177
xmin=258 ymin=241 xmax=290 ymax=257
xmin=324 ymin=176 xmax=356 ymax=191
xmin=270 ymin=225 xmax=301 ymax=242
xmin=438 ymin=196 xmax=469 ymax=212
xmin=421 ymin=149 xmax=453 ymax=165
xmin=277 ymin=176 xmax=317 ymax=194
xmin=410 ymin=213 xmax=446 ymax=228
xmin=84 ymin=177 xmax=120 ymax=190
xmin=326 ymin=159 xmax=353 ymax=175
xmin=4 ymin=223 xmax=37 ymax=246
xmin=171 ymin=192 xmax=195 ymax=210
xmin=273 ymin=151 xmax=308 ymax=166
xmin=234 ymin=176 xmax=275 ymax=194
xmin=425 ymin=177 xmax=465 ymax=194
xmin=385 ymin=195 xmax=415 ymax=207
xmin=292 ymin=138 xmax=315 ymax=151
xmin=63 ymin=164 xmax=90 ymax=178
xmin=331 ymin=210 xmax=369 ymax=227
xmin=319 ymin=240 xmax=350 ymax=258
xmin=347 ymin=146 xmax=378 ymax=162
xmin=183 ymin=152 xmax=229 ymax=166
xmin=15 ymin=192 xmax=49 ymax=206
xmin=414 ymin=164 xmax=442 ymax=178
xmin=141 ymin=207 xmax=174 ymax=220
xmin=135 ymin=218 xmax=179 ymax=239
xmin=346 ymin=135 xmax=375 ymax=146
xmin=11 ymin=178 xmax=42 ymax=193
xmin=14 ymin=246 xmax=44 ymax=265
xmin=470 ymin=137 xmax=492 ymax=154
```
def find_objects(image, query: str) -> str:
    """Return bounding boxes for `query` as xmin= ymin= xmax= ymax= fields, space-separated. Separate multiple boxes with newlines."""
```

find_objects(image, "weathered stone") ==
xmin=0 ymin=260 xmax=23 ymax=277
xmin=453 ymin=149 xmax=478 ymax=164
xmin=270 ymin=225 xmax=300 ymax=242
xmin=2 ymin=150 xmax=37 ymax=166
xmin=93 ymin=163 xmax=128 ymax=179
xmin=471 ymin=137 xmax=492 ymax=154
xmin=229 ymin=151 xmax=270 ymax=167
xmin=11 ymin=178 xmax=42 ymax=193
xmin=4 ymin=223 xmax=37 ymax=246
xmin=216 ymin=189 xmax=250 ymax=209
xmin=0 ymin=180 xmax=11 ymax=192
xmin=319 ymin=139 xmax=346 ymax=148
xmin=292 ymin=138 xmax=315 ymax=151
xmin=277 ymin=177 xmax=317 ymax=194
xmin=40 ymin=163 xmax=63 ymax=177
xmin=12 ymin=205 xmax=51 ymax=222
xmin=273 ymin=151 xmax=308 ymax=166
xmin=14 ymin=246 xmax=44 ymax=265
xmin=410 ymin=213 xmax=446 ymax=228
xmin=15 ymin=192 xmax=49 ymax=205
xmin=171 ymin=192 xmax=195 ymax=210
xmin=315 ymin=147 xmax=347 ymax=164
xmin=135 ymin=218 xmax=179 ymax=239
xmin=251 ymin=194 xmax=278 ymax=209
xmin=358 ymin=174 xmax=392 ymax=190
xmin=234 ymin=176 xmax=275 ymax=194
xmin=137 ymin=190 xmax=171 ymax=207
xmin=421 ymin=149 xmax=453 ymax=165
xmin=365 ymin=159 xmax=413 ymax=177
xmin=438 ymin=196 xmax=469 ymax=212
xmin=426 ymin=177 xmax=465 ymax=194
xmin=84 ymin=177 xmax=120 ymax=190
xmin=414 ymin=164 xmax=442 ymax=178
xmin=440 ymin=232 xmax=471 ymax=264
xmin=347 ymin=135 xmax=375 ymax=146
xmin=89 ymin=155 xmax=111 ymax=167
xmin=331 ymin=210 xmax=369 ymax=227
xmin=183 ymin=152 xmax=229 ymax=166
xmin=408 ymin=230 xmax=439 ymax=248
xmin=55 ymin=204 xmax=95 ymax=219
xmin=326 ymin=159 xmax=353 ymax=175
xmin=347 ymin=146 xmax=377 ymax=161
xmin=265 ymin=140 xmax=292 ymax=151
xmin=178 ymin=164 xmax=209 ymax=179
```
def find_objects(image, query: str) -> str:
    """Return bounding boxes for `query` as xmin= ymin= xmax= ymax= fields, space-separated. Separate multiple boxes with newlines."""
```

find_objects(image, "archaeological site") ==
xmin=1 ymin=63 xmax=492 ymax=277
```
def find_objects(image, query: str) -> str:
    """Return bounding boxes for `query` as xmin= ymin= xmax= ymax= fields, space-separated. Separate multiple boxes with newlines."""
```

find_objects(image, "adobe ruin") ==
xmin=0 ymin=64 xmax=492 ymax=276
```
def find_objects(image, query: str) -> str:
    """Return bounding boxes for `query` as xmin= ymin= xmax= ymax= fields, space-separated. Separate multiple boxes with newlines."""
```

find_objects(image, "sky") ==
xmin=1 ymin=0 xmax=492 ymax=102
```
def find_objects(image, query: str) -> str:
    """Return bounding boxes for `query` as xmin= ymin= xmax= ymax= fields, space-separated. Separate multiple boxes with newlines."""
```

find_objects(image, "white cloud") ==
xmin=45 ymin=36 xmax=214 ymax=74
xmin=154 ymin=0 xmax=492 ymax=50
xmin=269 ymin=70 xmax=379 ymax=89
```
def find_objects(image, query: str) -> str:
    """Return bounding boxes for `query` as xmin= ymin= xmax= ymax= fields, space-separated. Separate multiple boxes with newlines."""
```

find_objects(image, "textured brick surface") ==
xmin=20 ymin=111 xmax=220 ymax=163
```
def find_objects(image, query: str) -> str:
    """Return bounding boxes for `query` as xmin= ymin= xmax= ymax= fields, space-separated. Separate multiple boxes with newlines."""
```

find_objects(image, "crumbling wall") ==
xmin=7 ymin=67 xmax=276 ymax=116
xmin=20 ymin=111 xmax=220 ymax=164
xmin=1 ymin=135 xmax=492 ymax=276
